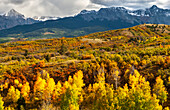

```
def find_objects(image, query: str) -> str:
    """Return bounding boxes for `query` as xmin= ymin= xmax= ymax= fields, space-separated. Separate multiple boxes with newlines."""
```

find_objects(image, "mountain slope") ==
xmin=0 ymin=5 xmax=169 ymax=38
xmin=0 ymin=16 xmax=137 ymax=38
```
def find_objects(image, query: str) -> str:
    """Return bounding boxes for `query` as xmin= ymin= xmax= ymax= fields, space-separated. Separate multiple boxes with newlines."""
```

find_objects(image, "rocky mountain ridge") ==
xmin=0 ymin=5 xmax=169 ymax=38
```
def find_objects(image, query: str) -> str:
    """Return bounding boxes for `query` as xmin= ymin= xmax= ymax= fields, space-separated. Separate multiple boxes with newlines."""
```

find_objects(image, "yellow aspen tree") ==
xmin=4 ymin=106 xmax=15 ymax=110
xmin=0 ymin=95 xmax=4 ymax=110
xmin=43 ymin=78 xmax=56 ymax=103
xmin=6 ymin=86 xmax=20 ymax=103
xmin=0 ymin=85 xmax=3 ymax=92
xmin=14 ymin=79 xmax=19 ymax=87
xmin=21 ymin=82 xmax=30 ymax=101
xmin=4 ymin=107 xmax=12 ymax=110
xmin=164 ymin=107 xmax=170 ymax=110
xmin=46 ymin=78 xmax=55 ymax=94
xmin=116 ymin=84 xmax=129 ymax=109
xmin=34 ymin=76 xmax=46 ymax=101
xmin=85 ymin=70 xmax=121 ymax=110
xmin=53 ymin=81 xmax=62 ymax=103
xmin=85 ymin=72 xmax=107 ymax=110
xmin=125 ymin=70 xmax=162 ymax=110
xmin=153 ymin=76 xmax=168 ymax=105
xmin=3 ymin=82 xmax=8 ymax=89
xmin=60 ymin=70 xmax=85 ymax=110
xmin=92 ymin=72 xmax=106 ymax=110
xmin=105 ymin=84 xmax=120 ymax=110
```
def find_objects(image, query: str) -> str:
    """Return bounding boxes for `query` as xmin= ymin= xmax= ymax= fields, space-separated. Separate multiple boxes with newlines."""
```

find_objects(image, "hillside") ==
xmin=0 ymin=5 xmax=169 ymax=38
xmin=85 ymin=24 xmax=170 ymax=38
xmin=0 ymin=24 xmax=169 ymax=109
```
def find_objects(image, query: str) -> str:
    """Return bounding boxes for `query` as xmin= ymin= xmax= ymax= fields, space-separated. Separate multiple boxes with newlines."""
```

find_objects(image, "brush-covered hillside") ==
xmin=0 ymin=24 xmax=169 ymax=109
xmin=86 ymin=24 xmax=170 ymax=37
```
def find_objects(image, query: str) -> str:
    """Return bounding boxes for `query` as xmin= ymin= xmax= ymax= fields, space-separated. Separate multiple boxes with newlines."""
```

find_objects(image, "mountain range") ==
xmin=0 ymin=9 xmax=59 ymax=30
xmin=0 ymin=5 xmax=169 ymax=38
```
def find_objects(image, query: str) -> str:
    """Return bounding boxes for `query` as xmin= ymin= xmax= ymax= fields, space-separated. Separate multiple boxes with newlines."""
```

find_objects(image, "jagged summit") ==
xmin=0 ymin=9 xmax=38 ymax=30
xmin=77 ymin=5 xmax=170 ymax=20
xmin=79 ymin=10 xmax=96 ymax=15
xmin=150 ymin=5 xmax=159 ymax=9
xmin=5 ymin=9 xmax=24 ymax=18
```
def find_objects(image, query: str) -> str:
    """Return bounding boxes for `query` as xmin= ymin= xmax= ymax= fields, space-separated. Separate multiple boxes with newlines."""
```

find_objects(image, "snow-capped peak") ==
xmin=5 ymin=9 xmax=24 ymax=18
xmin=128 ymin=9 xmax=147 ymax=16
xmin=150 ymin=5 xmax=159 ymax=10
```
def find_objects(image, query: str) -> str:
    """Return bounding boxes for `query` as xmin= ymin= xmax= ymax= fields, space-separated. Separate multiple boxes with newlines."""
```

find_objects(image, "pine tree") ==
xmin=59 ymin=40 xmax=67 ymax=55
xmin=24 ymin=50 xmax=28 ymax=57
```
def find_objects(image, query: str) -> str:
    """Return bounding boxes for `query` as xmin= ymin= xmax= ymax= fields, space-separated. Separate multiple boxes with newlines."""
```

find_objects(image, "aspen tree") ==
xmin=60 ymin=70 xmax=85 ymax=110
xmin=153 ymin=76 xmax=168 ymax=105
xmin=0 ymin=95 xmax=4 ymax=110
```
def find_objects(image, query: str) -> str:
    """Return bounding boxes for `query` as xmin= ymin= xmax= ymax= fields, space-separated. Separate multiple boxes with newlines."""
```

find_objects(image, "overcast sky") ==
xmin=0 ymin=0 xmax=169 ymax=17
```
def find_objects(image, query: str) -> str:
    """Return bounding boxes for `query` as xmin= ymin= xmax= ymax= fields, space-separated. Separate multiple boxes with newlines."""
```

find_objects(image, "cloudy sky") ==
xmin=0 ymin=0 xmax=169 ymax=17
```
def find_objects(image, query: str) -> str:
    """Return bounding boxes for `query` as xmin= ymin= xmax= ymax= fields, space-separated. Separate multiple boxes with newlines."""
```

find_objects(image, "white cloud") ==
xmin=86 ymin=3 xmax=106 ymax=10
xmin=90 ymin=0 xmax=170 ymax=10
xmin=0 ymin=0 xmax=169 ymax=17
xmin=0 ymin=0 xmax=90 ymax=17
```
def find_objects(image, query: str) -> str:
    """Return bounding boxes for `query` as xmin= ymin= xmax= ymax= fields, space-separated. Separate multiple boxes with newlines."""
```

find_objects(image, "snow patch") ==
xmin=32 ymin=16 xmax=59 ymax=21
xmin=166 ymin=13 xmax=170 ymax=17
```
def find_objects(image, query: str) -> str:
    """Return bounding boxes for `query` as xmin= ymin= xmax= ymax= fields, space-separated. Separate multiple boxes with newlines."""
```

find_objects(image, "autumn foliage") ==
xmin=0 ymin=24 xmax=169 ymax=109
